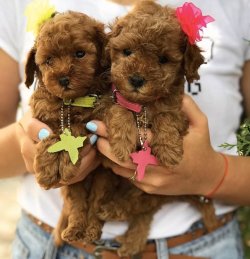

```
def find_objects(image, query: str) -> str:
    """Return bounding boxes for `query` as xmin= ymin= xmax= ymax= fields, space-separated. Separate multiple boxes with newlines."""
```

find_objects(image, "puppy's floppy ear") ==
xmin=103 ymin=19 xmax=123 ymax=67
xmin=109 ymin=18 xmax=123 ymax=39
xmin=94 ymin=23 xmax=110 ymax=69
xmin=183 ymin=42 xmax=204 ymax=83
xmin=25 ymin=47 xmax=37 ymax=88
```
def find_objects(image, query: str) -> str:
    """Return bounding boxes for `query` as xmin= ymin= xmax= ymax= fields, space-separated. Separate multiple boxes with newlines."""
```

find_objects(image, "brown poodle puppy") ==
xmin=25 ymin=11 xmax=110 ymax=245
xmin=94 ymin=0 xmax=219 ymax=256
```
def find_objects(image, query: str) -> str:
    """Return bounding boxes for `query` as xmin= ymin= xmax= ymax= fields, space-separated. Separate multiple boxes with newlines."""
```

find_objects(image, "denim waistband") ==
xmin=12 ymin=210 xmax=244 ymax=259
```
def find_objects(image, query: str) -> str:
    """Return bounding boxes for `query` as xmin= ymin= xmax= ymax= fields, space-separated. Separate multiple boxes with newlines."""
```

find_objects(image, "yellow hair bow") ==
xmin=25 ymin=0 xmax=56 ymax=36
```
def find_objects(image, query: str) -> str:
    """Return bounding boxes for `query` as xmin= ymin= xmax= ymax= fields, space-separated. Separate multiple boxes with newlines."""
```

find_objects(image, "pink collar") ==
xmin=112 ymin=84 xmax=142 ymax=113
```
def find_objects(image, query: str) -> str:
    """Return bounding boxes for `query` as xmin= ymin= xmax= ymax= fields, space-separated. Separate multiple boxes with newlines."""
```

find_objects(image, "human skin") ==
xmin=0 ymin=48 xmax=25 ymax=177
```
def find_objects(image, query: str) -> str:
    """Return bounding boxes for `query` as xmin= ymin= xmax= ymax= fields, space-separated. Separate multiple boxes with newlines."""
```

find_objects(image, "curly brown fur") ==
xmin=25 ymin=11 xmax=111 ymax=246
xmin=94 ymin=1 xmax=219 ymax=256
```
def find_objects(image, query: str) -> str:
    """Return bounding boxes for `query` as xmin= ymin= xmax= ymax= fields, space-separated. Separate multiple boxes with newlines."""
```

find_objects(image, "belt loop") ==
xmin=155 ymin=238 xmax=170 ymax=259
xmin=43 ymin=234 xmax=58 ymax=259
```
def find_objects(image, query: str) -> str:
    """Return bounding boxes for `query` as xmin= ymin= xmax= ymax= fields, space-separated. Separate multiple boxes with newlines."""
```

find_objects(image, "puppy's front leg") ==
xmin=35 ymin=134 xmax=61 ymax=189
xmin=150 ymin=112 xmax=187 ymax=166
xmin=105 ymin=105 xmax=137 ymax=162
xmin=59 ymin=152 xmax=81 ymax=182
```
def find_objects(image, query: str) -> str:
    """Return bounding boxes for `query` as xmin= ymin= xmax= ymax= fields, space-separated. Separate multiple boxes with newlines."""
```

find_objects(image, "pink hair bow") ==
xmin=176 ymin=2 xmax=215 ymax=44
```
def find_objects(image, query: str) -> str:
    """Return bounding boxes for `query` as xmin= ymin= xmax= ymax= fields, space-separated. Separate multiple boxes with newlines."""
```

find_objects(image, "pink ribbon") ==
xmin=176 ymin=2 xmax=215 ymax=44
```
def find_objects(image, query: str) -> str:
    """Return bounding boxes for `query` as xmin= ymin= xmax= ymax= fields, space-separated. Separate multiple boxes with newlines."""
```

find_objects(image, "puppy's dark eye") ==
xmin=159 ymin=56 xmax=168 ymax=64
xmin=75 ymin=50 xmax=86 ymax=58
xmin=123 ymin=49 xmax=132 ymax=56
xmin=46 ymin=56 xmax=53 ymax=66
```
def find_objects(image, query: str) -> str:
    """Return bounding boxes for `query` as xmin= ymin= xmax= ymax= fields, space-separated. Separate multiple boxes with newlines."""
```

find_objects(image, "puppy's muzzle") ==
xmin=59 ymin=76 xmax=70 ymax=88
xmin=129 ymin=75 xmax=145 ymax=89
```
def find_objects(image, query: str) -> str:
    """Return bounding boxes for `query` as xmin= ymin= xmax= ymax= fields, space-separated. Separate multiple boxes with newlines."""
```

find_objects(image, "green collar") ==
xmin=64 ymin=95 xmax=99 ymax=108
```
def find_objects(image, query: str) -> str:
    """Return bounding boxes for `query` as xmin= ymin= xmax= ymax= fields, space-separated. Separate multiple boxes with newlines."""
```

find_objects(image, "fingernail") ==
xmin=38 ymin=128 xmax=50 ymax=140
xmin=90 ymin=134 xmax=98 ymax=145
xmin=86 ymin=121 xmax=97 ymax=132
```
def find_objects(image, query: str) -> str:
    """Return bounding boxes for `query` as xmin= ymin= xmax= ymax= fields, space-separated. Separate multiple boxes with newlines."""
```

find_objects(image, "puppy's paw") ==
xmin=36 ymin=171 xmax=60 ymax=189
xmin=62 ymin=227 xmax=85 ymax=243
xmin=153 ymin=144 xmax=183 ymax=167
xmin=111 ymin=141 xmax=136 ymax=162
xmin=60 ymin=165 xmax=77 ymax=182
xmin=109 ymin=131 xmax=135 ymax=162
xmin=59 ymin=154 xmax=79 ymax=182
xmin=35 ymin=137 xmax=61 ymax=188
xmin=83 ymin=225 xmax=102 ymax=243
xmin=34 ymin=156 xmax=60 ymax=189
xmin=111 ymin=146 xmax=130 ymax=162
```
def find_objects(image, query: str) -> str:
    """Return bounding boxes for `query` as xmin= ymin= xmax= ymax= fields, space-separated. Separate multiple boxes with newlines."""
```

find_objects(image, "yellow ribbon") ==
xmin=25 ymin=0 xmax=56 ymax=36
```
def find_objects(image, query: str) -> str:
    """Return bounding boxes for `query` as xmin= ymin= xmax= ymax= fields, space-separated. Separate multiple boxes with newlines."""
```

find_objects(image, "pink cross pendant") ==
xmin=130 ymin=141 xmax=158 ymax=181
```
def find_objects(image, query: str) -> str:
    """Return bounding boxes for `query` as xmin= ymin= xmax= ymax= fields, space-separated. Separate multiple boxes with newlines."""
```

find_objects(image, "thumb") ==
xmin=19 ymin=111 xmax=52 ymax=142
xmin=182 ymin=95 xmax=207 ymax=128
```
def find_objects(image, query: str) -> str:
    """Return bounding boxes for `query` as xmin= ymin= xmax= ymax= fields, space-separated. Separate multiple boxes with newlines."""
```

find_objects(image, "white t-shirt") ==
xmin=0 ymin=0 xmax=249 ymax=239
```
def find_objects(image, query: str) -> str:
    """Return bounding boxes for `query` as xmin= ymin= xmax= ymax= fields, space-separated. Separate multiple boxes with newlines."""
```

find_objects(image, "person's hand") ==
xmin=17 ymin=112 xmax=99 ymax=186
xmin=89 ymin=95 xmax=225 ymax=196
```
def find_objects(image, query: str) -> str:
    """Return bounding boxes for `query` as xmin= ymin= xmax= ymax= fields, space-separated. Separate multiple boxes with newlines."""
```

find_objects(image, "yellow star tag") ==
xmin=48 ymin=128 xmax=87 ymax=164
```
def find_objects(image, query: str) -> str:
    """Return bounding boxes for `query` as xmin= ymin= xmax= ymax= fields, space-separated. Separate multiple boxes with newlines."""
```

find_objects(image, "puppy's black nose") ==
xmin=129 ymin=75 xmax=145 ymax=89
xmin=59 ymin=77 xmax=70 ymax=87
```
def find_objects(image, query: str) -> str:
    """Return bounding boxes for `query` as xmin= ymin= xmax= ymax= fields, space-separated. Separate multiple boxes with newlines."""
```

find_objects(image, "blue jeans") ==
xmin=12 ymin=211 xmax=244 ymax=259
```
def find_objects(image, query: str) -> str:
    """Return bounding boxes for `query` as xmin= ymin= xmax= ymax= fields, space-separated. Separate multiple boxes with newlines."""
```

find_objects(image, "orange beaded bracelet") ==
xmin=205 ymin=153 xmax=229 ymax=198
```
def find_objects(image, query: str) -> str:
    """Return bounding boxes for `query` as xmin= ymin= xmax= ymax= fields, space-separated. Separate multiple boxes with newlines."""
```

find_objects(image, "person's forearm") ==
xmin=0 ymin=123 xmax=26 ymax=178
xmin=212 ymin=155 xmax=250 ymax=205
